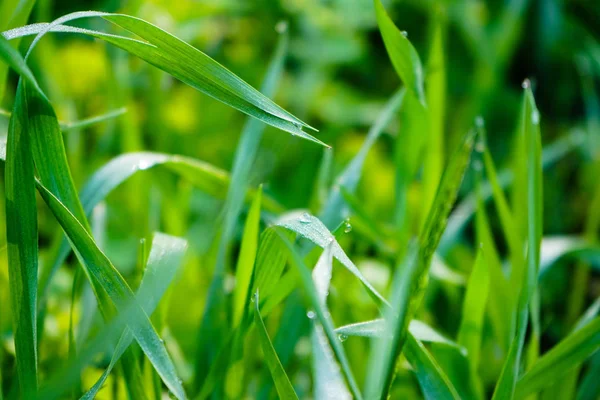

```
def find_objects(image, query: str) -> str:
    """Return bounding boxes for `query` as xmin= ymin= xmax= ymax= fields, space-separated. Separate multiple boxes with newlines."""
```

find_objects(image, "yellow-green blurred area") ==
xmin=0 ymin=0 xmax=599 ymax=398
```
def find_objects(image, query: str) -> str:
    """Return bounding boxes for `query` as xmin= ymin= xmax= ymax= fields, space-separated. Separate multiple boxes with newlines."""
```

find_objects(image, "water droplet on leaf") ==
xmin=521 ymin=79 xmax=530 ymax=89
xmin=300 ymin=212 xmax=311 ymax=223
xmin=401 ymin=31 xmax=408 ymax=37
xmin=338 ymin=334 xmax=348 ymax=342
xmin=531 ymin=110 xmax=540 ymax=125
xmin=307 ymin=311 xmax=316 ymax=319
xmin=344 ymin=221 xmax=352 ymax=233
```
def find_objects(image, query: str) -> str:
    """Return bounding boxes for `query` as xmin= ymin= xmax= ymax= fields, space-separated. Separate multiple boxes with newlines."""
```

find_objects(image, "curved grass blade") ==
xmin=492 ymin=83 xmax=543 ymax=400
xmin=35 ymin=183 xmax=186 ymax=400
xmin=404 ymin=334 xmax=460 ymax=400
xmin=253 ymin=291 xmax=299 ymax=400
xmin=373 ymin=0 xmax=425 ymax=104
xmin=514 ymin=317 xmax=600 ymax=398
xmin=260 ymin=211 xmax=389 ymax=308
xmin=81 ymin=233 xmax=187 ymax=399
xmin=15 ymin=11 xmax=324 ymax=146
xmin=37 ymin=151 xmax=279 ymax=300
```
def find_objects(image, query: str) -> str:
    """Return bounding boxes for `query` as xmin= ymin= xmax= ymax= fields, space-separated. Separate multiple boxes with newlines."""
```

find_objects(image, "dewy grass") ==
xmin=0 ymin=0 xmax=599 ymax=399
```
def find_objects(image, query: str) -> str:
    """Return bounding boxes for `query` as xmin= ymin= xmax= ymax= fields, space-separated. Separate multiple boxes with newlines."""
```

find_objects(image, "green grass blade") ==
xmin=404 ymin=334 xmax=461 ymax=400
xmin=515 ymin=317 xmax=600 ymax=398
xmin=457 ymin=248 xmax=490 ymax=369
xmin=19 ymin=12 xmax=324 ymax=146
xmin=367 ymin=128 xmax=475 ymax=399
xmin=81 ymin=233 xmax=187 ymax=399
xmin=232 ymin=187 xmax=262 ymax=328
xmin=311 ymin=244 xmax=351 ymax=400
xmin=277 ymin=233 xmax=363 ymax=400
xmin=4 ymin=82 xmax=38 ymax=399
xmin=373 ymin=0 xmax=425 ymax=104
xmin=271 ymin=212 xmax=389 ymax=308
xmin=492 ymin=83 xmax=543 ymax=400
xmin=421 ymin=21 xmax=446 ymax=227
xmin=336 ymin=319 xmax=465 ymax=352
xmin=35 ymin=183 xmax=186 ymax=399
xmin=253 ymin=291 xmax=299 ymax=400
xmin=440 ymin=130 xmax=583 ymax=254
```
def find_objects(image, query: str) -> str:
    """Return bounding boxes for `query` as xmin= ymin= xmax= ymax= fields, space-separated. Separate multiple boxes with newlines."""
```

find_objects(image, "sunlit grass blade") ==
xmin=81 ymin=233 xmax=187 ymax=398
xmin=514 ymin=317 xmax=600 ymax=398
xmin=310 ymin=244 xmax=351 ymax=399
xmin=267 ymin=212 xmax=389 ymax=308
xmin=253 ymin=291 xmax=299 ymax=400
xmin=60 ymin=107 xmax=127 ymax=132
xmin=492 ymin=83 xmax=543 ymax=400
xmin=336 ymin=319 xmax=465 ymax=352
xmin=232 ymin=187 xmax=262 ymax=328
xmin=373 ymin=0 xmax=425 ymax=104
xmin=35 ymin=183 xmax=186 ymax=399
xmin=15 ymin=12 xmax=324 ymax=146
xmin=36 ymin=151 xmax=277 ymax=300
xmin=404 ymin=334 xmax=461 ymax=399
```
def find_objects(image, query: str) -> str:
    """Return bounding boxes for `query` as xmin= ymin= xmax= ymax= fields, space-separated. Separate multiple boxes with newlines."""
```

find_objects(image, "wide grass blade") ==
xmin=35 ymin=183 xmax=186 ymax=399
xmin=373 ymin=0 xmax=425 ymax=104
xmin=253 ymin=291 xmax=299 ymax=400
xmin=492 ymin=83 xmax=543 ymax=400
xmin=11 ymin=11 xmax=324 ymax=146
xmin=514 ymin=317 xmax=600 ymax=398
xmin=81 ymin=233 xmax=187 ymax=399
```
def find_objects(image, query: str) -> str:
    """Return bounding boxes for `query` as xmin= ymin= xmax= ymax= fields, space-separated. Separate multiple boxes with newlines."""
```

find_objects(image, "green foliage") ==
xmin=0 ymin=0 xmax=598 ymax=399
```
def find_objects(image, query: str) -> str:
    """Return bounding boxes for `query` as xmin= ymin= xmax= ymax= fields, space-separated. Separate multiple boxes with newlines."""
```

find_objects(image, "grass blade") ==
xmin=373 ymin=0 xmax=425 ymax=104
xmin=515 ymin=317 xmax=600 ymax=398
xmin=35 ymin=183 xmax=186 ymax=399
xmin=232 ymin=187 xmax=262 ymax=328
xmin=492 ymin=83 xmax=543 ymax=400
xmin=81 ymin=233 xmax=187 ymax=399
xmin=253 ymin=291 xmax=299 ymax=400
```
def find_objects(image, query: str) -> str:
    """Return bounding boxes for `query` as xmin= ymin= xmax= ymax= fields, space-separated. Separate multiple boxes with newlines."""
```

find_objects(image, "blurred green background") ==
xmin=1 ymin=0 xmax=599 ymax=398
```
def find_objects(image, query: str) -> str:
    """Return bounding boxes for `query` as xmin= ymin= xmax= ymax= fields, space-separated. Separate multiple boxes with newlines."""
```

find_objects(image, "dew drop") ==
xmin=531 ymin=110 xmax=540 ymax=125
xmin=521 ymin=79 xmax=530 ymax=89
xmin=344 ymin=221 xmax=352 ymax=233
xmin=338 ymin=334 xmax=348 ymax=342
xmin=299 ymin=212 xmax=311 ymax=224
xmin=401 ymin=30 xmax=408 ymax=38
xmin=307 ymin=311 xmax=316 ymax=319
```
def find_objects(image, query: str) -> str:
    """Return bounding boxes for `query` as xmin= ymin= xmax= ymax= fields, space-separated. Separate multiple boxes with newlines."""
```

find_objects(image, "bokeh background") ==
xmin=1 ymin=0 xmax=599 ymax=397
